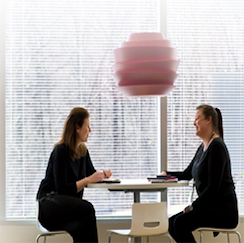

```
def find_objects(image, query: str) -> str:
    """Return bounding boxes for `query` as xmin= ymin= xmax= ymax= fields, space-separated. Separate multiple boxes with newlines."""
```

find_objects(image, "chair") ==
xmin=195 ymin=223 xmax=242 ymax=243
xmin=107 ymin=202 xmax=173 ymax=243
xmin=36 ymin=201 xmax=69 ymax=243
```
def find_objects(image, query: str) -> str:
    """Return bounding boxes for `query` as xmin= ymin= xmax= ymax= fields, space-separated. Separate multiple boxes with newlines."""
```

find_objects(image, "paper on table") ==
xmin=102 ymin=178 xmax=121 ymax=183
xmin=147 ymin=175 xmax=178 ymax=183
xmin=149 ymin=178 xmax=178 ymax=183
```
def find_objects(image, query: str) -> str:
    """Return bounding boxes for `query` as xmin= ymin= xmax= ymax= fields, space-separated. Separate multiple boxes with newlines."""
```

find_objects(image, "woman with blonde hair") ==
xmin=36 ymin=107 xmax=112 ymax=243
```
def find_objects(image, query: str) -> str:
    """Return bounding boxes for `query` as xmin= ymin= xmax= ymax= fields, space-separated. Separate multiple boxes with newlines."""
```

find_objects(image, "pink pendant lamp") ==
xmin=113 ymin=32 xmax=180 ymax=97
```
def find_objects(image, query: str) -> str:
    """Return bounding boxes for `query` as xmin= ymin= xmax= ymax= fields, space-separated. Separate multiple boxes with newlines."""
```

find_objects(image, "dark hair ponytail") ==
xmin=196 ymin=104 xmax=224 ymax=140
xmin=215 ymin=107 xmax=223 ymax=140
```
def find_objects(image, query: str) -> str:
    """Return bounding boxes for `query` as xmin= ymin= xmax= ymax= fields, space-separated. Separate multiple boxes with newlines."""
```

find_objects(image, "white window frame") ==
xmin=1 ymin=0 xmax=242 ymax=224
xmin=0 ymin=0 xmax=168 ymax=224
xmin=0 ymin=0 xmax=6 ymax=224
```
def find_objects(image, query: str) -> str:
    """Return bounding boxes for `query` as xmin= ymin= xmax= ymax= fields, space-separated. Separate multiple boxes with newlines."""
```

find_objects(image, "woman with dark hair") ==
xmin=161 ymin=104 xmax=238 ymax=243
xmin=36 ymin=107 xmax=112 ymax=243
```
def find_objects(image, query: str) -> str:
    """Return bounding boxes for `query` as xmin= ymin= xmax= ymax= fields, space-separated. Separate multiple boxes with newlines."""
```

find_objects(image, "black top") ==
xmin=167 ymin=137 xmax=237 ymax=210
xmin=36 ymin=143 xmax=96 ymax=200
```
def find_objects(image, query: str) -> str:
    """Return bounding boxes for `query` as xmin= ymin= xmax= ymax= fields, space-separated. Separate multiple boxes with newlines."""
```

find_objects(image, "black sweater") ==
xmin=167 ymin=137 xmax=237 ymax=210
xmin=37 ymin=143 xmax=96 ymax=200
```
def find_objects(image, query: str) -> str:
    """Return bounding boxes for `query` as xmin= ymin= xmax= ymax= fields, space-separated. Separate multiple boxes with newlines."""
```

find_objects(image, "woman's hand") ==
xmin=88 ymin=171 xmax=104 ymax=183
xmin=76 ymin=171 xmax=104 ymax=192
xmin=183 ymin=205 xmax=193 ymax=213
xmin=103 ymin=169 xmax=112 ymax=178
xmin=160 ymin=171 xmax=167 ymax=176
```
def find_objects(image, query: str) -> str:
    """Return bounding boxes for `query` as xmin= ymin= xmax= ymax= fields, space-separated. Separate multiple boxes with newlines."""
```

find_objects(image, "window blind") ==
xmin=167 ymin=0 xmax=244 ymax=215
xmin=5 ymin=0 xmax=159 ymax=219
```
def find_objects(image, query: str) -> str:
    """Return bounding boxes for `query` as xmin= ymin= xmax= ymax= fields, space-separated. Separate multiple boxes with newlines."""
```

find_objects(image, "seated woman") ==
xmin=161 ymin=104 xmax=238 ymax=243
xmin=36 ymin=107 xmax=112 ymax=243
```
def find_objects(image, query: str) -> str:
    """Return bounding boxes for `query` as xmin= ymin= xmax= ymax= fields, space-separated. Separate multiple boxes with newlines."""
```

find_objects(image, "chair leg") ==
xmin=35 ymin=235 xmax=40 ymax=243
xmin=200 ymin=232 xmax=203 ymax=243
xmin=35 ymin=235 xmax=45 ymax=243
xmin=128 ymin=236 xmax=132 ymax=243
xmin=161 ymin=233 xmax=173 ymax=243
xmin=108 ymin=233 xmax=112 ymax=243
xmin=168 ymin=234 xmax=173 ymax=243
xmin=227 ymin=233 xmax=230 ymax=243
xmin=44 ymin=236 xmax=47 ymax=243
xmin=147 ymin=236 xmax=149 ymax=243
xmin=169 ymin=236 xmax=173 ymax=243
xmin=236 ymin=231 xmax=242 ymax=243
xmin=131 ymin=236 xmax=134 ymax=243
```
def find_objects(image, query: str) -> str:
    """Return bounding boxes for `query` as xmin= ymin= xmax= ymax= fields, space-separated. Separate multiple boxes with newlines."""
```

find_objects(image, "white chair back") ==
xmin=130 ymin=202 xmax=168 ymax=236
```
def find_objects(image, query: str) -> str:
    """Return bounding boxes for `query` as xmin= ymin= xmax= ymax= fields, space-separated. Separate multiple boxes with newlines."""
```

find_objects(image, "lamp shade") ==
xmin=113 ymin=32 xmax=180 ymax=97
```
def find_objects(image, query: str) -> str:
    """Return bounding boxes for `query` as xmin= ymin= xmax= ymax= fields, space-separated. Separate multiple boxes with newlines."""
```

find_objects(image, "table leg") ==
xmin=134 ymin=191 xmax=141 ymax=243
xmin=161 ymin=188 xmax=167 ymax=202
xmin=134 ymin=191 xmax=140 ymax=203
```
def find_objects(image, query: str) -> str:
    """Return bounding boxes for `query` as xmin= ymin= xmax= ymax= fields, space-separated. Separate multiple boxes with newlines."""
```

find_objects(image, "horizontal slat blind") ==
xmin=5 ymin=0 xmax=159 ymax=219
xmin=167 ymin=0 xmax=244 ymax=215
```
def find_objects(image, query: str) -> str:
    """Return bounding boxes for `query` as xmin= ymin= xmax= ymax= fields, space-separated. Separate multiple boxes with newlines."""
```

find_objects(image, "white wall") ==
xmin=0 ymin=220 xmax=243 ymax=243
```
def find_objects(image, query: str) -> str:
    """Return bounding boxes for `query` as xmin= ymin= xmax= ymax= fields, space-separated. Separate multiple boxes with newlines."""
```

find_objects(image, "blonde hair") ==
xmin=54 ymin=107 xmax=90 ymax=160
